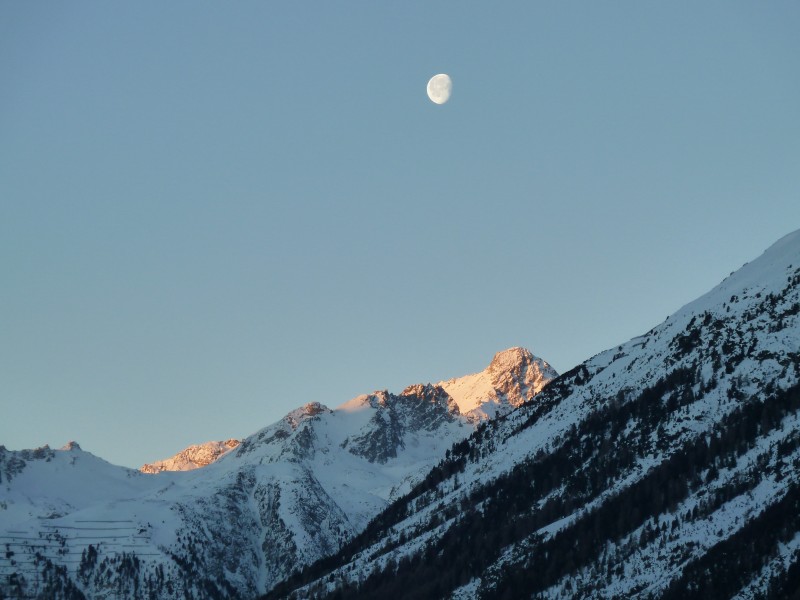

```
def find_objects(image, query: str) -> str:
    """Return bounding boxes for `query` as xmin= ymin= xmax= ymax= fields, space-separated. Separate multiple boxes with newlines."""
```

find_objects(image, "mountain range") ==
xmin=2 ymin=229 xmax=799 ymax=599
xmin=0 ymin=347 xmax=555 ymax=599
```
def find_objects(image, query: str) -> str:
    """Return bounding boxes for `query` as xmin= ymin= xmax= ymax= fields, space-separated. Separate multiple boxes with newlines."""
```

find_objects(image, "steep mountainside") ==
xmin=0 ymin=349 xmax=555 ymax=599
xmin=271 ymin=230 xmax=800 ymax=600
xmin=140 ymin=439 xmax=241 ymax=473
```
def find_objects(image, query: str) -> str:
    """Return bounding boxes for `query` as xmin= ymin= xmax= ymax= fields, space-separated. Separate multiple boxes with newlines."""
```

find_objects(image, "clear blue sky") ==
xmin=2 ymin=2 xmax=799 ymax=468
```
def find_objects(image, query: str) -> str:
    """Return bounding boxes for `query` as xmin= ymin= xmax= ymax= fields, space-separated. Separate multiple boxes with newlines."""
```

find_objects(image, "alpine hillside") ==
xmin=0 ymin=349 xmax=555 ymax=599
xmin=269 ymin=229 xmax=800 ymax=600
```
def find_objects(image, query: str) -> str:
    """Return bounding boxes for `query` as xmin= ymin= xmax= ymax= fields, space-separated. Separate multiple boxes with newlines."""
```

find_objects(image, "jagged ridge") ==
xmin=140 ymin=439 xmax=241 ymax=473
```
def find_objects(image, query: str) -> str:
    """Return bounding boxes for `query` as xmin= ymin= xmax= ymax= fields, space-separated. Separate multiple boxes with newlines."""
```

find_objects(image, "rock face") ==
xmin=140 ymin=439 xmax=240 ymax=473
xmin=343 ymin=385 xmax=460 ymax=464
xmin=0 ymin=347 xmax=556 ymax=599
xmin=273 ymin=230 xmax=800 ymax=600
xmin=488 ymin=347 xmax=556 ymax=399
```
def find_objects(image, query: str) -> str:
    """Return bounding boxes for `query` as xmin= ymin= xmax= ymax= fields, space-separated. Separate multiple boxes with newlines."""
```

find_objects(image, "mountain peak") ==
xmin=488 ymin=346 xmax=534 ymax=374
xmin=283 ymin=401 xmax=331 ymax=431
xmin=400 ymin=383 xmax=460 ymax=416
xmin=488 ymin=347 xmax=558 ymax=399
xmin=60 ymin=441 xmax=82 ymax=451
xmin=438 ymin=346 xmax=558 ymax=418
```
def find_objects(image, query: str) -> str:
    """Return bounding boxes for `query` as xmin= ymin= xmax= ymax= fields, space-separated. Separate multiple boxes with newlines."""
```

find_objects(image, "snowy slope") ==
xmin=0 ymin=442 xmax=167 ymax=525
xmin=0 ymin=348 xmax=555 ymax=599
xmin=273 ymin=229 xmax=800 ymax=600
xmin=0 ymin=442 xmax=187 ymax=598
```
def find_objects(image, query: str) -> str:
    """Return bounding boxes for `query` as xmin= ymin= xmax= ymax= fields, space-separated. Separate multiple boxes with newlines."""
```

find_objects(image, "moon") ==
xmin=427 ymin=73 xmax=452 ymax=105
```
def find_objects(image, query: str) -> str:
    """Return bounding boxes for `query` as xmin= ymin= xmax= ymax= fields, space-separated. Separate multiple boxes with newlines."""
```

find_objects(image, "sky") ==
xmin=2 ymin=2 xmax=799 ymax=469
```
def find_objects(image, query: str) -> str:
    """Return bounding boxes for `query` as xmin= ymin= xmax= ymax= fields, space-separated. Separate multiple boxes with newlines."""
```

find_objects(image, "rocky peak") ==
xmin=302 ymin=402 xmax=327 ymax=416
xmin=140 ymin=439 xmax=242 ymax=473
xmin=438 ymin=347 xmax=559 ymax=418
xmin=400 ymin=383 xmax=461 ymax=417
xmin=400 ymin=383 xmax=448 ymax=402
xmin=342 ymin=385 xmax=463 ymax=464
xmin=487 ymin=347 xmax=533 ymax=375
xmin=367 ymin=391 xmax=391 ymax=409
xmin=285 ymin=402 xmax=331 ymax=429
xmin=488 ymin=347 xmax=558 ymax=405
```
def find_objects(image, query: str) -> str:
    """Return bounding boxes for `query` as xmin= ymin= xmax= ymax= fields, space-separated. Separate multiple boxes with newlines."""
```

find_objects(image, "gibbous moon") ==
xmin=427 ymin=73 xmax=452 ymax=105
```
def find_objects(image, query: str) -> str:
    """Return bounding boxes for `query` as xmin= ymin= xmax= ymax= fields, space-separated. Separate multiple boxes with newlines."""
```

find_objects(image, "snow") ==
xmin=289 ymin=229 xmax=800 ymax=598
xmin=4 ymin=230 xmax=798 ymax=599
xmin=1 ymin=345 xmax=557 ymax=598
xmin=439 ymin=371 xmax=496 ymax=414
xmin=736 ymin=532 xmax=800 ymax=599
xmin=451 ymin=578 xmax=482 ymax=600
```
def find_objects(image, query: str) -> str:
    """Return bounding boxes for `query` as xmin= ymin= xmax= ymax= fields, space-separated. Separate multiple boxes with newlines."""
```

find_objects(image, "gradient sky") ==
xmin=2 ymin=2 xmax=799 ymax=468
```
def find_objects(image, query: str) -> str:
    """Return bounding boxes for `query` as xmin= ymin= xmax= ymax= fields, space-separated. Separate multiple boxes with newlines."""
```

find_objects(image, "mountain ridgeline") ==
xmin=0 ymin=348 xmax=554 ymax=599
xmin=140 ymin=439 xmax=241 ymax=474
xmin=267 ymin=231 xmax=800 ymax=600
xmin=2 ymin=230 xmax=799 ymax=599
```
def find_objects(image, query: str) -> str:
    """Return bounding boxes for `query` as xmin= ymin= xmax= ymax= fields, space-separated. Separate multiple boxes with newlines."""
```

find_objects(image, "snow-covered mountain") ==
xmin=439 ymin=346 xmax=557 ymax=420
xmin=0 ymin=348 xmax=555 ymax=599
xmin=271 ymin=230 xmax=800 ymax=600
xmin=7 ymin=227 xmax=800 ymax=600
xmin=140 ymin=439 xmax=240 ymax=473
